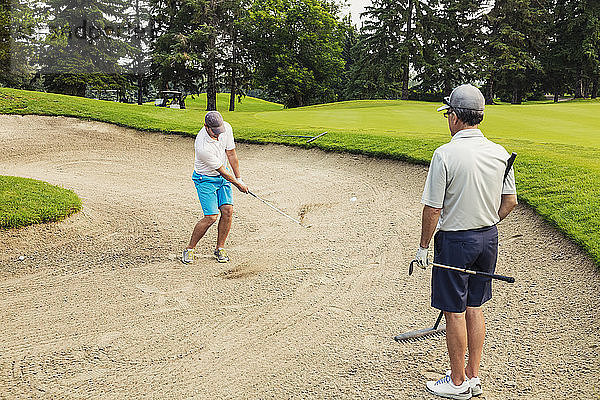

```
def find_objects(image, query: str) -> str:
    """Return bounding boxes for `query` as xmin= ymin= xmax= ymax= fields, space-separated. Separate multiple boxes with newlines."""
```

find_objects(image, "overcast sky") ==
xmin=342 ymin=0 xmax=372 ymax=26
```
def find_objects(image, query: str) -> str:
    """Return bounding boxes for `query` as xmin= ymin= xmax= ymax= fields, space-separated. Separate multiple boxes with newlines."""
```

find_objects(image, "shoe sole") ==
xmin=472 ymin=389 xmax=482 ymax=397
xmin=426 ymin=387 xmax=472 ymax=400
xmin=216 ymin=258 xmax=229 ymax=263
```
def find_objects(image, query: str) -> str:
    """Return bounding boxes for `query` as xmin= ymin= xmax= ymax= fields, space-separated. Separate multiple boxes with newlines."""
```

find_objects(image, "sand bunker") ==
xmin=1 ymin=115 xmax=598 ymax=399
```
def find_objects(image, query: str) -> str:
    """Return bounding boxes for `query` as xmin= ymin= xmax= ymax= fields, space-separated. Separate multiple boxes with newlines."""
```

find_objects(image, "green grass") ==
xmin=1 ymin=88 xmax=599 ymax=265
xmin=0 ymin=175 xmax=82 ymax=229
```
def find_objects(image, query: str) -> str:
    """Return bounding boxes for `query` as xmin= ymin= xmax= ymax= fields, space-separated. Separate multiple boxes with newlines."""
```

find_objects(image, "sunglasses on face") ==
xmin=443 ymin=109 xmax=454 ymax=118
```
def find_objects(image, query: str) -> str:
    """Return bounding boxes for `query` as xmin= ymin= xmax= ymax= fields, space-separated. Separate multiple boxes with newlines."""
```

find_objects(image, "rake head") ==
xmin=394 ymin=325 xmax=446 ymax=343
xmin=394 ymin=310 xmax=446 ymax=343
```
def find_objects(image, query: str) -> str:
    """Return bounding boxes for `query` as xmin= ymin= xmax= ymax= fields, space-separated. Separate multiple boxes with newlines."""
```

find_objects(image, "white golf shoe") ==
xmin=445 ymin=370 xmax=482 ymax=397
xmin=469 ymin=376 xmax=482 ymax=396
xmin=426 ymin=373 xmax=472 ymax=400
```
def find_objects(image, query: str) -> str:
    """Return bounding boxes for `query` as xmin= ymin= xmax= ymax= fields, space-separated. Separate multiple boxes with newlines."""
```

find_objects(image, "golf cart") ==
xmin=154 ymin=90 xmax=186 ymax=109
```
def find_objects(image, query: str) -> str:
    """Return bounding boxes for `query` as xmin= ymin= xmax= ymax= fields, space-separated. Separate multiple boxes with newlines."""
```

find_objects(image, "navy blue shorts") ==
xmin=431 ymin=226 xmax=498 ymax=313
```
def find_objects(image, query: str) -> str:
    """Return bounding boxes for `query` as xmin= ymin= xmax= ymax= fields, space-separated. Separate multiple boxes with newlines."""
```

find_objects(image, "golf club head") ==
xmin=409 ymin=260 xmax=416 ymax=276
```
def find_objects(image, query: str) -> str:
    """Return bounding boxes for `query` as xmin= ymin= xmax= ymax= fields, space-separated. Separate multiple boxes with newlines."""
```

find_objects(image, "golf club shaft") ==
xmin=432 ymin=262 xmax=515 ymax=283
xmin=248 ymin=191 xmax=303 ymax=226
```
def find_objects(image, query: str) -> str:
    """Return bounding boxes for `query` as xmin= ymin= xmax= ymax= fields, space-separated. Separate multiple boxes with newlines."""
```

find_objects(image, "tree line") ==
xmin=1 ymin=0 xmax=598 ymax=109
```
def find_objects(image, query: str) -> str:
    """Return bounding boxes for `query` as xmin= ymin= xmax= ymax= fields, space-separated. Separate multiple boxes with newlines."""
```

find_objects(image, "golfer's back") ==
xmin=422 ymin=129 xmax=515 ymax=231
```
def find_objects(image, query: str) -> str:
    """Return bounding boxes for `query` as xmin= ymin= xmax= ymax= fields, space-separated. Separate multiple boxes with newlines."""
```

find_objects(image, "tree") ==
xmin=416 ymin=0 xmax=485 ymax=95
xmin=150 ymin=0 xmax=210 ymax=98
xmin=483 ymin=0 xmax=550 ymax=104
xmin=39 ymin=0 xmax=133 ymax=96
xmin=555 ymin=0 xmax=600 ymax=98
xmin=246 ymin=0 xmax=345 ymax=108
xmin=222 ymin=0 xmax=252 ymax=111
xmin=1 ymin=0 xmax=45 ymax=88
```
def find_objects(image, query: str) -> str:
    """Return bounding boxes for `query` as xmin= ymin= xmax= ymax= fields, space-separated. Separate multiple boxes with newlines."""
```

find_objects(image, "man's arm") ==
xmin=216 ymin=165 xmax=248 ymax=193
xmin=225 ymin=149 xmax=241 ymax=178
xmin=420 ymin=205 xmax=442 ymax=248
xmin=498 ymin=194 xmax=517 ymax=221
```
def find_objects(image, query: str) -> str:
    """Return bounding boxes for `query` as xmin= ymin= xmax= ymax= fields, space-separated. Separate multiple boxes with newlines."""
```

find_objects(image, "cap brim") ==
xmin=210 ymin=125 xmax=226 ymax=134
xmin=437 ymin=104 xmax=450 ymax=112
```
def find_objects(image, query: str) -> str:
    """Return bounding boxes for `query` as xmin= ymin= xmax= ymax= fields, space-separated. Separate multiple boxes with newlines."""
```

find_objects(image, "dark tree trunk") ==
xmin=401 ymin=0 xmax=413 ymax=100
xmin=511 ymin=86 xmax=521 ymax=104
xmin=137 ymin=75 xmax=143 ymax=105
xmin=574 ymin=68 xmax=584 ymax=98
xmin=206 ymin=0 xmax=217 ymax=111
xmin=484 ymin=78 xmax=495 ymax=105
xmin=229 ymin=29 xmax=237 ymax=112
xmin=553 ymin=90 xmax=559 ymax=103
xmin=135 ymin=0 xmax=143 ymax=105
xmin=591 ymin=75 xmax=598 ymax=99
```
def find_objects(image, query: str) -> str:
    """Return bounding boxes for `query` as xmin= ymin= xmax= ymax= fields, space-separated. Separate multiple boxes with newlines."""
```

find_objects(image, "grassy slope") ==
xmin=0 ymin=175 xmax=82 ymax=228
xmin=1 ymin=88 xmax=599 ymax=264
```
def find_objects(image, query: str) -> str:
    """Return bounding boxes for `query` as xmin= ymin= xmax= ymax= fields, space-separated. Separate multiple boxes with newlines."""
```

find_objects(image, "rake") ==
xmin=279 ymin=131 xmax=328 ymax=143
xmin=394 ymin=261 xmax=516 ymax=343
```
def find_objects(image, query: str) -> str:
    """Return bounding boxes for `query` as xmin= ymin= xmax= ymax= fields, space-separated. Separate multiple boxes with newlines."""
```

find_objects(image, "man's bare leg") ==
xmin=465 ymin=306 xmax=485 ymax=379
xmin=216 ymin=205 xmax=233 ymax=249
xmin=187 ymin=214 xmax=218 ymax=249
xmin=444 ymin=311 xmax=468 ymax=386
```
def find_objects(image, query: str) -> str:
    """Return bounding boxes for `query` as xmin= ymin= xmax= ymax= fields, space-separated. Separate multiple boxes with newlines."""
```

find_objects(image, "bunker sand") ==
xmin=0 ymin=115 xmax=598 ymax=399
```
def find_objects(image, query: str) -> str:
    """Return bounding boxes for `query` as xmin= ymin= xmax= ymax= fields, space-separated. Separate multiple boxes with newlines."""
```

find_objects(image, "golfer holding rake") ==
xmin=415 ymin=84 xmax=518 ymax=399
xmin=182 ymin=111 xmax=248 ymax=264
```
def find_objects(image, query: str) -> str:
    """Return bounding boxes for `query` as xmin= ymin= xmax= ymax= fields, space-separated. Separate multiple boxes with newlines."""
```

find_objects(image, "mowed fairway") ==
xmin=1 ymin=115 xmax=598 ymax=399
xmin=1 ymin=88 xmax=599 ymax=265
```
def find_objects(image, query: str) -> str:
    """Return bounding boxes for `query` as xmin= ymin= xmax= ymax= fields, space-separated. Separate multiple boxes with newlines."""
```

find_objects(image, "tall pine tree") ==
xmin=417 ymin=0 xmax=484 ymax=95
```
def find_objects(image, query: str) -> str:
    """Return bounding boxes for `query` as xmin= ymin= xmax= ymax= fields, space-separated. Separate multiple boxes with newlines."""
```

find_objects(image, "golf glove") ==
xmin=415 ymin=246 xmax=429 ymax=269
xmin=237 ymin=177 xmax=245 ymax=186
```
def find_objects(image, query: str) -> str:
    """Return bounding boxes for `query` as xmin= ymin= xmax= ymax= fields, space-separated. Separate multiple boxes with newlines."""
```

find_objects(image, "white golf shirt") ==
xmin=421 ymin=129 xmax=517 ymax=231
xmin=194 ymin=121 xmax=235 ymax=176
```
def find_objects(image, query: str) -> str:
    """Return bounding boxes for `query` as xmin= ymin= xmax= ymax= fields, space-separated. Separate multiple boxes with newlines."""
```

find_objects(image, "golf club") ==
xmin=408 ymin=260 xmax=516 ymax=283
xmin=248 ymin=190 xmax=310 ymax=228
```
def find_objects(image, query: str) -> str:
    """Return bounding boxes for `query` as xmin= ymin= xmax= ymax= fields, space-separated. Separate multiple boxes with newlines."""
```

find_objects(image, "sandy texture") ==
xmin=0 ymin=115 xmax=598 ymax=399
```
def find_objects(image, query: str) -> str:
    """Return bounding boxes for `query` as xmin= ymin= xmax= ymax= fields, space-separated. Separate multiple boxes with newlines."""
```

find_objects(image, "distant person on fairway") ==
xmin=415 ymin=84 xmax=518 ymax=399
xmin=182 ymin=111 xmax=248 ymax=264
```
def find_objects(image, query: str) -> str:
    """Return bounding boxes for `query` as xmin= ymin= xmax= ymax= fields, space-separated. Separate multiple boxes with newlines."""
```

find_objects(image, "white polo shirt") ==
xmin=421 ymin=129 xmax=517 ymax=231
xmin=194 ymin=121 xmax=236 ymax=176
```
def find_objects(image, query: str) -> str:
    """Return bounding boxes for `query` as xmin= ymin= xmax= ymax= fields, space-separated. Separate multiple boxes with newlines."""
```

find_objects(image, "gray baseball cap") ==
xmin=437 ymin=84 xmax=485 ymax=112
xmin=205 ymin=111 xmax=226 ymax=134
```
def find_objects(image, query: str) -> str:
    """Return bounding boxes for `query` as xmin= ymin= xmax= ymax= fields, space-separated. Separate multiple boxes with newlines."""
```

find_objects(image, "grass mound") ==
xmin=0 ymin=175 xmax=82 ymax=229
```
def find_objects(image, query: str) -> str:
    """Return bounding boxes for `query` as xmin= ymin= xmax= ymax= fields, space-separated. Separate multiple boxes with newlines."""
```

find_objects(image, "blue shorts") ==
xmin=192 ymin=171 xmax=233 ymax=216
xmin=431 ymin=226 xmax=498 ymax=313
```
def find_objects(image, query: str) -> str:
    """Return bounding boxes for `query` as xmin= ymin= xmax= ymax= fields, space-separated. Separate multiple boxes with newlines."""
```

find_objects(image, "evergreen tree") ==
xmin=222 ymin=0 xmax=252 ymax=111
xmin=0 ymin=0 xmax=43 ymax=88
xmin=417 ymin=0 xmax=484 ymax=95
xmin=555 ymin=0 xmax=600 ymax=98
xmin=150 ymin=0 xmax=213 ymax=102
xmin=39 ymin=0 xmax=133 ymax=96
xmin=348 ymin=0 xmax=425 ymax=100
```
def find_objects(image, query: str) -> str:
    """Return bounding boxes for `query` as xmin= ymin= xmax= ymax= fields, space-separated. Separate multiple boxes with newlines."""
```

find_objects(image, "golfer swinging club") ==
xmin=182 ymin=111 xmax=248 ymax=264
xmin=416 ymin=84 xmax=518 ymax=399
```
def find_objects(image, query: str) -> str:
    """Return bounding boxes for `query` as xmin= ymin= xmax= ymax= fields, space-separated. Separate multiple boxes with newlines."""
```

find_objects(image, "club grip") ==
xmin=477 ymin=270 xmax=515 ymax=283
